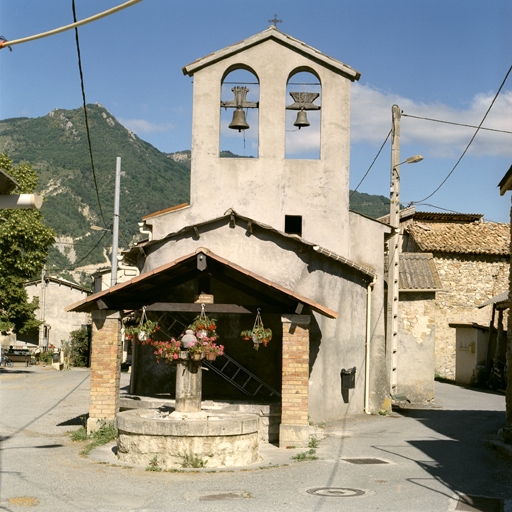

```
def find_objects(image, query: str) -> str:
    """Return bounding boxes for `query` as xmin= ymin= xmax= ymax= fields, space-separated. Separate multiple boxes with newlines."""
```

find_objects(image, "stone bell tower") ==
xmin=176 ymin=27 xmax=361 ymax=257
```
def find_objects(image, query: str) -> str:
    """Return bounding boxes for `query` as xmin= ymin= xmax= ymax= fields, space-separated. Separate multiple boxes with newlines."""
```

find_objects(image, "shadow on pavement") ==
xmin=374 ymin=407 xmax=512 ymax=505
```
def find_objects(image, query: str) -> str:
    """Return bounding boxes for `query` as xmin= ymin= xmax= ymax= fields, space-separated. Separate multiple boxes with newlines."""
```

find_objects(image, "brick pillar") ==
xmin=87 ymin=310 xmax=122 ymax=433
xmin=280 ymin=314 xmax=310 ymax=448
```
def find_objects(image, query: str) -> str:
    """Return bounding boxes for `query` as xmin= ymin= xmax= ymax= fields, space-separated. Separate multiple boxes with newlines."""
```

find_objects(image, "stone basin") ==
xmin=116 ymin=408 xmax=260 ymax=468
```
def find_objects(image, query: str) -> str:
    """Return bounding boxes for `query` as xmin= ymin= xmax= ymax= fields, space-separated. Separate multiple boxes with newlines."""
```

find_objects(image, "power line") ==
xmin=350 ymin=130 xmax=391 ymax=197
xmin=402 ymin=113 xmax=512 ymax=134
xmin=72 ymin=0 xmax=108 ymax=227
xmin=56 ymin=228 xmax=109 ymax=270
xmin=0 ymin=0 xmax=143 ymax=49
xmin=411 ymin=64 xmax=512 ymax=205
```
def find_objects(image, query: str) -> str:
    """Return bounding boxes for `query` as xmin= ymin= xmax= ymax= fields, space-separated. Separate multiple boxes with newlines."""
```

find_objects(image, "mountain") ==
xmin=0 ymin=104 xmax=389 ymax=284
xmin=349 ymin=191 xmax=390 ymax=219
xmin=0 ymin=104 xmax=190 ymax=283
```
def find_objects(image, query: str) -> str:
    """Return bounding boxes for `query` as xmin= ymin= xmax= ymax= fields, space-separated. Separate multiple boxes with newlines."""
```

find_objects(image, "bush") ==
xmin=68 ymin=326 xmax=90 ymax=367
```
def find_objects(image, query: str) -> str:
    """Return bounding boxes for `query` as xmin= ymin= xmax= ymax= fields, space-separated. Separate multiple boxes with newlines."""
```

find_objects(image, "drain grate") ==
xmin=307 ymin=488 xmax=365 ymax=498
xmin=342 ymin=458 xmax=388 ymax=465
xmin=456 ymin=495 xmax=503 ymax=512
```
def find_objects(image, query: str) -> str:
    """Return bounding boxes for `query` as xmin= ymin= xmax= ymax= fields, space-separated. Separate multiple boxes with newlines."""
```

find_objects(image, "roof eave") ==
xmin=182 ymin=27 xmax=360 ymax=81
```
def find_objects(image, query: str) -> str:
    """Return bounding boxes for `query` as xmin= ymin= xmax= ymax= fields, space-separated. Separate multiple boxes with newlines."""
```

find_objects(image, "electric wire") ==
xmin=0 ymin=0 xmax=143 ymax=49
xmin=401 ymin=113 xmax=512 ymax=134
xmin=72 ymin=0 xmax=108 ymax=227
xmin=350 ymin=130 xmax=391 ymax=198
xmin=60 ymin=228 xmax=109 ymax=270
xmin=411 ymin=64 xmax=512 ymax=205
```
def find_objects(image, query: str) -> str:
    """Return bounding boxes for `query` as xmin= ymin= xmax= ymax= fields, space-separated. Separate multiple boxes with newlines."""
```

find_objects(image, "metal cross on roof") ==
xmin=268 ymin=14 xmax=282 ymax=27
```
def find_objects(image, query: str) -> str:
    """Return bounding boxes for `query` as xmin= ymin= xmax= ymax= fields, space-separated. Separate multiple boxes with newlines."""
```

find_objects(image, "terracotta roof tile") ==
xmin=407 ymin=221 xmax=510 ymax=255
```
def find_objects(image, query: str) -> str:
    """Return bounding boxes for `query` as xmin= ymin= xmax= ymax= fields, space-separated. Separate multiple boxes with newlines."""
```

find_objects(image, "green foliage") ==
xmin=70 ymin=426 xmax=88 ymax=442
xmin=79 ymin=419 xmax=117 ymax=456
xmin=146 ymin=456 xmax=162 ymax=472
xmin=349 ymin=190 xmax=391 ymax=219
xmin=180 ymin=453 xmax=208 ymax=468
xmin=291 ymin=449 xmax=318 ymax=461
xmin=0 ymin=153 xmax=56 ymax=334
xmin=308 ymin=436 xmax=319 ymax=448
xmin=67 ymin=326 xmax=90 ymax=367
xmin=0 ymin=105 xmax=190 ymax=276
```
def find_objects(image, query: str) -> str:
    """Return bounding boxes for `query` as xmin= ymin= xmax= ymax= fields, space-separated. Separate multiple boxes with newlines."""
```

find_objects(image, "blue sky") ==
xmin=1 ymin=0 xmax=511 ymax=222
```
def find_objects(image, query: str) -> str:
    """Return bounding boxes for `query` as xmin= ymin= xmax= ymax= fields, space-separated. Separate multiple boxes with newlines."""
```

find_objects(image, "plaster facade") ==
xmin=398 ymin=292 xmax=436 ymax=402
xmin=134 ymin=218 xmax=384 ymax=421
xmin=145 ymin=28 xmax=356 ymax=258
xmin=20 ymin=277 xmax=89 ymax=349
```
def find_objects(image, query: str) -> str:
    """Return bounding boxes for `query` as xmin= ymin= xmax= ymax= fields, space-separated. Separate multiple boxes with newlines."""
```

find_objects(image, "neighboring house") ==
xmin=397 ymin=252 xmax=443 ymax=402
xmin=18 ymin=276 xmax=90 ymax=349
xmin=68 ymin=27 xmax=394 ymax=443
xmin=400 ymin=211 xmax=509 ymax=379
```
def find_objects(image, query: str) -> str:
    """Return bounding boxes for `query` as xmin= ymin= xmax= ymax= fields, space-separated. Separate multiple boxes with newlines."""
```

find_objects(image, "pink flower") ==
xmin=173 ymin=353 xmax=178 ymax=360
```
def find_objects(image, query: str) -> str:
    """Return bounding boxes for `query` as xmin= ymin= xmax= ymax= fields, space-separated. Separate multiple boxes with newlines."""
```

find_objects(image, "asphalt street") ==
xmin=1 ymin=364 xmax=511 ymax=511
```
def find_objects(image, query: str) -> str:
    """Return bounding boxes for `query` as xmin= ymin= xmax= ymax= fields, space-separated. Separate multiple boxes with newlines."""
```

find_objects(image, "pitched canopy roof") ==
xmin=66 ymin=248 xmax=338 ymax=318
xmin=182 ymin=26 xmax=361 ymax=81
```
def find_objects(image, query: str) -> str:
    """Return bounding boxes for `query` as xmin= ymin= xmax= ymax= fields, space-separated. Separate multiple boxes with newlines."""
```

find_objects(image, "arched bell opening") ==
xmin=285 ymin=69 xmax=321 ymax=159
xmin=220 ymin=67 xmax=260 ymax=158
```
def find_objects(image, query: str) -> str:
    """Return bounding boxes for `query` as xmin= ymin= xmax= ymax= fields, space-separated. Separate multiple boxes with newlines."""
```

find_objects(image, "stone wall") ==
xmin=432 ymin=253 xmax=508 ymax=378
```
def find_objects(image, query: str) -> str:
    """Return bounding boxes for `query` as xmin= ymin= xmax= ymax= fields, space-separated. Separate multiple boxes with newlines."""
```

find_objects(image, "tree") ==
xmin=0 ymin=153 xmax=56 ymax=334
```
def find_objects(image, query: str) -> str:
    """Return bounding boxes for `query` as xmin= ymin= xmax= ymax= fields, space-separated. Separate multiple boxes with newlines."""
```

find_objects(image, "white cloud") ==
xmin=118 ymin=118 xmax=173 ymax=134
xmin=351 ymin=84 xmax=512 ymax=158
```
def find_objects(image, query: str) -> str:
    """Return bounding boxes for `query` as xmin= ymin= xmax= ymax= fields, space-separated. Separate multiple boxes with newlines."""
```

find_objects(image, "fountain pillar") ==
xmin=175 ymin=358 xmax=203 ymax=412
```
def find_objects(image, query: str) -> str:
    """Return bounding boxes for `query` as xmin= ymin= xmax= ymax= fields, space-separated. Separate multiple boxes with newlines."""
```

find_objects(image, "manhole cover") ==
xmin=342 ymin=458 xmax=388 ymax=464
xmin=456 ymin=495 xmax=503 ymax=512
xmin=307 ymin=488 xmax=365 ymax=497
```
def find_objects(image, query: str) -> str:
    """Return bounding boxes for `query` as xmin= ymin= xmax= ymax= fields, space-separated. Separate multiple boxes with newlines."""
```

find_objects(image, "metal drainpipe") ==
xmin=365 ymin=278 xmax=375 ymax=414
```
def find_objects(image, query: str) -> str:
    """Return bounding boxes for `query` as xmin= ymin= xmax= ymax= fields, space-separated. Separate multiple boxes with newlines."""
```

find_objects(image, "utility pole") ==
xmin=111 ymin=157 xmax=121 ymax=288
xmin=387 ymin=106 xmax=423 ymax=396
xmin=388 ymin=105 xmax=401 ymax=395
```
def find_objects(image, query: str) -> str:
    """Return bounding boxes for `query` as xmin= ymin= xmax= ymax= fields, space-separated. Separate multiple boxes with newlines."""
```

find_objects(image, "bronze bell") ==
xmin=294 ymin=109 xmax=310 ymax=129
xmin=229 ymin=107 xmax=250 ymax=132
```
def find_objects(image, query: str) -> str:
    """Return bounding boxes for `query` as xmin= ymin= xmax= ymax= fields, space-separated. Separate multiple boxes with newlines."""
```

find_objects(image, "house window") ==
xmin=285 ymin=215 xmax=302 ymax=236
xmin=220 ymin=68 xmax=259 ymax=158
xmin=285 ymin=70 xmax=321 ymax=160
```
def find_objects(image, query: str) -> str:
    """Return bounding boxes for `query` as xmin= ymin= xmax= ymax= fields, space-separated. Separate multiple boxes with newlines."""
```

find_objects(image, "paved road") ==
xmin=1 ymin=365 xmax=511 ymax=511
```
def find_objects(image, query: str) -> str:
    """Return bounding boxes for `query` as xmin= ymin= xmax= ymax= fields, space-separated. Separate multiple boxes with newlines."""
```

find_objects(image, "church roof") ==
xmin=182 ymin=26 xmax=361 ymax=81
xmin=126 ymin=209 xmax=377 ymax=280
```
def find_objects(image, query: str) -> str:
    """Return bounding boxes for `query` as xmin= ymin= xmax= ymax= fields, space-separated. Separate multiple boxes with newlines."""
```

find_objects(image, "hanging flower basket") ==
xmin=205 ymin=351 xmax=217 ymax=361
xmin=241 ymin=309 xmax=272 ymax=350
xmin=124 ymin=307 xmax=160 ymax=345
xmin=188 ymin=305 xmax=218 ymax=341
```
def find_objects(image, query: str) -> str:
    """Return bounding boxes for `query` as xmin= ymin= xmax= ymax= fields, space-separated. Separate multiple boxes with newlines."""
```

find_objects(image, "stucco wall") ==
xmin=432 ymin=254 xmax=508 ymax=378
xmin=23 ymin=281 xmax=89 ymax=348
xmin=136 ymin=220 xmax=375 ymax=422
xmin=146 ymin=38 xmax=352 ymax=258
xmin=398 ymin=292 xmax=436 ymax=402
xmin=349 ymin=211 xmax=390 ymax=413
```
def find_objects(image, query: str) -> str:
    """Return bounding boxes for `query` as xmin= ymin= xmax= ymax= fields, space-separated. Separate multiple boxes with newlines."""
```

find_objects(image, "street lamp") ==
xmin=388 ymin=104 xmax=423 ymax=396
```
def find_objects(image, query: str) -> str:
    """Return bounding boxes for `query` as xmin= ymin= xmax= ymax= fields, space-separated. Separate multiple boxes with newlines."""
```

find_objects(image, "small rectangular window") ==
xmin=285 ymin=215 xmax=302 ymax=237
